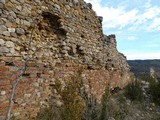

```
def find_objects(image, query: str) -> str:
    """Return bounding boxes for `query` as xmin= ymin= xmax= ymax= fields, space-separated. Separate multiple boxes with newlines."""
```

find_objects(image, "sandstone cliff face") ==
xmin=0 ymin=0 xmax=131 ymax=119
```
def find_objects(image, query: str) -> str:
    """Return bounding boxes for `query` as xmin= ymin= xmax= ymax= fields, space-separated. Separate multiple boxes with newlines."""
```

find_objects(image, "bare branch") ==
xmin=6 ymin=62 xmax=27 ymax=120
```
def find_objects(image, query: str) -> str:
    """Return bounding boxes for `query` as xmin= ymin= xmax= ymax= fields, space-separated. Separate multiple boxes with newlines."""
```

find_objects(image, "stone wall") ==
xmin=0 ymin=0 xmax=132 ymax=119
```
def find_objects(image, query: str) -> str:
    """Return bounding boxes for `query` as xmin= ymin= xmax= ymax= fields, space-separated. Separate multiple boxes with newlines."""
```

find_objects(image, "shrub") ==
xmin=148 ymin=80 xmax=160 ymax=105
xmin=36 ymin=69 xmax=116 ymax=120
xmin=99 ymin=85 xmax=129 ymax=120
xmin=36 ymin=107 xmax=57 ymax=120
xmin=59 ymin=79 xmax=85 ymax=120
xmin=114 ymin=104 xmax=128 ymax=120
xmin=141 ymin=75 xmax=160 ymax=105
xmin=36 ymin=75 xmax=85 ymax=120
xmin=140 ymin=75 xmax=155 ymax=82
xmin=99 ymin=86 xmax=110 ymax=120
xmin=50 ymin=76 xmax=86 ymax=120
xmin=124 ymin=80 xmax=144 ymax=101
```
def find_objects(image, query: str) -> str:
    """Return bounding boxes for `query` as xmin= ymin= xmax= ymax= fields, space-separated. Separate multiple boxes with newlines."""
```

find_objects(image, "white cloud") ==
xmin=148 ymin=18 xmax=160 ymax=31
xmin=124 ymin=52 xmax=160 ymax=60
xmin=85 ymin=0 xmax=138 ymax=28
xmin=144 ymin=0 xmax=152 ymax=8
xmin=143 ymin=7 xmax=160 ymax=19
xmin=127 ymin=36 xmax=137 ymax=41
xmin=84 ymin=0 xmax=160 ymax=32
xmin=103 ymin=8 xmax=138 ymax=29
xmin=85 ymin=0 xmax=138 ymax=29
xmin=136 ymin=6 xmax=160 ymax=30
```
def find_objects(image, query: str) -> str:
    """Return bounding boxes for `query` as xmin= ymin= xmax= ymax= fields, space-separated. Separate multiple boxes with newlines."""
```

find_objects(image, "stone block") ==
xmin=0 ymin=39 xmax=5 ymax=45
xmin=15 ymin=18 xmax=20 ymax=24
xmin=13 ymin=112 xmax=20 ymax=117
xmin=9 ymin=48 xmax=15 ymax=54
xmin=33 ymin=82 xmax=39 ymax=88
xmin=5 ymin=41 xmax=14 ymax=47
xmin=16 ymin=6 xmax=22 ymax=11
xmin=2 ymin=31 xmax=10 ymax=36
xmin=0 ymin=66 xmax=8 ymax=71
xmin=30 ymin=73 xmax=37 ymax=78
xmin=0 ymin=25 xmax=7 ymax=31
xmin=23 ymin=20 xmax=31 ymax=26
xmin=0 ymin=0 xmax=6 ymax=4
xmin=0 ymin=91 xmax=6 ymax=96
xmin=24 ymin=94 xmax=31 ymax=99
xmin=0 ymin=3 xmax=4 ymax=9
xmin=0 ymin=61 xmax=5 ymax=67
xmin=5 ymin=22 xmax=12 ymax=28
xmin=9 ymin=11 xmax=16 ymax=18
xmin=8 ymin=28 xmax=15 ymax=33
xmin=16 ymin=28 xmax=25 ymax=35
xmin=54 ymin=4 xmax=60 ymax=10
xmin=10 ymin=32 xmax=17 ymax=37
xmin=9 ymin=66 xmax=19 ymax=71
xmin=0 ymin=30 xmax=2 ymax=35
xmin=0 ymin=47 xmax=9 ymax=53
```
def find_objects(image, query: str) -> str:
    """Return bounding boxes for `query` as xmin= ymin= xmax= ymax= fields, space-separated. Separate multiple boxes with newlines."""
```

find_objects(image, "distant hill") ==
xmin=127 ymin=60 xmax=160 ymax=78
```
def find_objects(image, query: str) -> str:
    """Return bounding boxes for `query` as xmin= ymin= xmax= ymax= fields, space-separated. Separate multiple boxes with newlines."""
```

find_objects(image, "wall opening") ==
xmin=41 ymin=12 xmax=67 ymax=36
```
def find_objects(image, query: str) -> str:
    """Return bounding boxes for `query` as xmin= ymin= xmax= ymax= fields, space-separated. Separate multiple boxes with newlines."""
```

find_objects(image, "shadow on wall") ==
xmin=38 ymin=12 xmax=67 ymax=37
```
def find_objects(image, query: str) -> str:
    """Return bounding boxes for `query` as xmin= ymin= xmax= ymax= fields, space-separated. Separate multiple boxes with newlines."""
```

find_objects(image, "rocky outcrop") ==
xmin=0 ymin=0 xmax=132 ymax=119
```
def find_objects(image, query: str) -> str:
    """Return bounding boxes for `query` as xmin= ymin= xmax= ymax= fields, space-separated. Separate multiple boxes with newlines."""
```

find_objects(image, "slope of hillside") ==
xmin=128 ymin=60 xmax=160 ymax=78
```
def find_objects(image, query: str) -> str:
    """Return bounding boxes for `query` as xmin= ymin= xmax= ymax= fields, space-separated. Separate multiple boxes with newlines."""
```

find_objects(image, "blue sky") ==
xmin=84 ymin=0 xmax=160 ymax=60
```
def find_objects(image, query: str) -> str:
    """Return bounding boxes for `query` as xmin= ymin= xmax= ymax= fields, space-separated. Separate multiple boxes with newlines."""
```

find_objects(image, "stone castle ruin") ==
xmin=0 ymin=0 xmax=132 ymax=119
